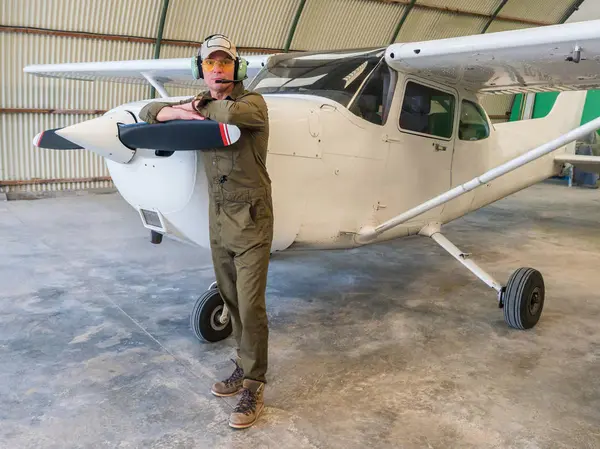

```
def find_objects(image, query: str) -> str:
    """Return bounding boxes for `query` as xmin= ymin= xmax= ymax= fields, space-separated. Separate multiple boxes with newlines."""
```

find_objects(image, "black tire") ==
xmin=190 ymin=289 xmax=232 ymax=342
xmin=503 ymin=267 xmax=545 ymax=330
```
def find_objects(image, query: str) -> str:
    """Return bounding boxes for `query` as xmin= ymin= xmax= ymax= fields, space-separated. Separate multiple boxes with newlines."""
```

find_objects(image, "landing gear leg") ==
xmin=190 ymin=282 xmax=232 ymax=342
xmin=421 ymin=224 xmax=544 ymax=329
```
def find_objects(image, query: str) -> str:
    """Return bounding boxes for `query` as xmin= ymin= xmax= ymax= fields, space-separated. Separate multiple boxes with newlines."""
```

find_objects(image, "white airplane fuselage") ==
xmin=105 ymin=72 xmax=585 ymax=253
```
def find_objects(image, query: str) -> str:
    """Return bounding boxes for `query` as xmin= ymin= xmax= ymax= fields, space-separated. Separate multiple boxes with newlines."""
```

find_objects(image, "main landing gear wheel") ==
xmin=502 ymin=267 xmax=545 ymax=330
xmin=190 ymin=287 xmax=232 ymax=342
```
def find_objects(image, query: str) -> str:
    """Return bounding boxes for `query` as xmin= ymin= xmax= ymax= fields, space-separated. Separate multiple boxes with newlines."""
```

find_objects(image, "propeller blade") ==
xmin=117 ymin=120 xmax=241 ymax=151
xmin=33 ymin=128 xmax=83 ymax=150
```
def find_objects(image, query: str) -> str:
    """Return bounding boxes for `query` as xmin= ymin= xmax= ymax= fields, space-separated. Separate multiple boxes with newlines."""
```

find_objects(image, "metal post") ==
xmin=481 ymin=0 xmax=509 ymax=34
xmin=559 ymin=0 xmax=586 ymax=24
xmin=150 ymin=0 xmax=171 ymax=98
xmin=284 ymin=0 xmax=307 ymax=52
xmin=389 ymin=0 xmax=417 ymax=45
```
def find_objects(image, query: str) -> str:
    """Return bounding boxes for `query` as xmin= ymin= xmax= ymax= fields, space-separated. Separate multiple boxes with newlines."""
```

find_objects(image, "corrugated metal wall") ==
xmin=2 ymin=0 xmax=162 ymax=37
xmin=1 ymin=0 xmax=581 ymax=195
xmin=1 ymin=113 xmax=111 ymax=191
xmin=395 ymin=8 xmax=487 ymax=42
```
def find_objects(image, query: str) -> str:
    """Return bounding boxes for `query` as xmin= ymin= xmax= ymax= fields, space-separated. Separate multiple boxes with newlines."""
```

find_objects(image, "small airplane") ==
xmin=24 ymin=19 xmax=600 ymax=343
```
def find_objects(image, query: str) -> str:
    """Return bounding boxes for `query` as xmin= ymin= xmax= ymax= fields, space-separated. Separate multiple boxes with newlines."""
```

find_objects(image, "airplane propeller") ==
xmin=32 ymin=113 xmax=241 ymax=163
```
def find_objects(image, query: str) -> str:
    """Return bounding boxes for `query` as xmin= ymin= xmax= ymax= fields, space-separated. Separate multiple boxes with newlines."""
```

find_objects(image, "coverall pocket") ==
xmin=222 ymin=200 xmax=254 ymax=230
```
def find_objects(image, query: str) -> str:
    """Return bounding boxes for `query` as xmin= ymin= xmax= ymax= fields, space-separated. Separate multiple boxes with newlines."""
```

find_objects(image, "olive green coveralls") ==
xmin=139 ymin=82 xmax=273 ymax=383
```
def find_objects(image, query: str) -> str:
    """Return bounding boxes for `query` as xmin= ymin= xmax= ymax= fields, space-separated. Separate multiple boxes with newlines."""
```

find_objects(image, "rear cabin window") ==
xmin=459 ymin=100 xmax=490 ymax=141
xmin=399 ymin=81 xmax=455 ymax=139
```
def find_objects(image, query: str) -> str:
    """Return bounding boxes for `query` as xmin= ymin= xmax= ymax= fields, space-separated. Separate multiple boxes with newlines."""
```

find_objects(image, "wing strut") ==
xmin=356 ymin=115 xmax=600 ymax=244
xmin=141 ymin=72 xmax=169 ymax=98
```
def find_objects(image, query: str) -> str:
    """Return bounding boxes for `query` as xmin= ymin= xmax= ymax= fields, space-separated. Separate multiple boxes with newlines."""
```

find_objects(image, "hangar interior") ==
xmin=2 ymin=1 xmax=600 ymax=448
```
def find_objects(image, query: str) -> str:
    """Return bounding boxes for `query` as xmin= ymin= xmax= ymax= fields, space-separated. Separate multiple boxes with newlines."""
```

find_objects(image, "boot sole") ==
xmin=229 ymin=404 xmax=264 ymax=429
xmin=211 ymin=388 xmax=241 ymax=397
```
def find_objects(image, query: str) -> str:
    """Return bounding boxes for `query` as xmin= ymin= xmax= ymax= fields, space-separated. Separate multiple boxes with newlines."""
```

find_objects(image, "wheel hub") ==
xmin=528 ymin=286 xmax=542 ymax=316
xmin=210 ymin=305 xmax=228 ymax=331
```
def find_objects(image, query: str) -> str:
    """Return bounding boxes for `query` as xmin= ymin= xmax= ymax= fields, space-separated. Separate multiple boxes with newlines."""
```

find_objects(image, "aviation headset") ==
xmin=191 ymin=34 xmax=248 ymax=82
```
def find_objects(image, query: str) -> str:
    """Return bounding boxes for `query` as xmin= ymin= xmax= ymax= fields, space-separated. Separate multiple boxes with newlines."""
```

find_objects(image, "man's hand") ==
xmin=156 ymin=106 xmax=205 ymax=122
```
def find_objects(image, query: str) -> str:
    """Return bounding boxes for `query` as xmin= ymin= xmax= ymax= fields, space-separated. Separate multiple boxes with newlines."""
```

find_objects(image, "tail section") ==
xmin=493 ymin=91 xmax=587 ymax=161
xmin=468 ymin=91 xmax=587 ymax=212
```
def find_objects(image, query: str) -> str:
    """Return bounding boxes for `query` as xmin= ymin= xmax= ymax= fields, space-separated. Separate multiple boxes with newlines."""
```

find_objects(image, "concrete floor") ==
xmin=1 ymin=181 xmax=600 ymax=449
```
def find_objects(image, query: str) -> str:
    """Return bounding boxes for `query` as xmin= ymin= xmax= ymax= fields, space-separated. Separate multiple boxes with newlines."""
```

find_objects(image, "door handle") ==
xmin=433 ymin=143 xmax=447 ymax=152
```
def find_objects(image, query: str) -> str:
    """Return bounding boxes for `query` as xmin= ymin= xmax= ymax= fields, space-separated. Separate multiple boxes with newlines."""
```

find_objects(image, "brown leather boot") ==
xmin=229 ymin=379 xmax=265 ymax=429
xmin=211 ymin=359 xmax=244 ymax=397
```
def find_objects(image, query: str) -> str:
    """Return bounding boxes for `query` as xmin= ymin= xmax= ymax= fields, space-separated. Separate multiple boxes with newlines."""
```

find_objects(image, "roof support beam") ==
xmin=559 ymin=0 xmax=587 ymax=23
xmin=284 ymin=0 xmax=307 ymax=52
xmin=0 ymin=26 xmax=282 ymax=54
xmin=481 ymin=0 xmax=509 ymax=33
xmin=374 ymin=0 xmax=551 ymax=27
xmin=0 ymin=177 xmax=112 ymax=187
xmin=150 ymin=0 xmax=170 ymax=98
xmin=0 ymin=108 xmax=106 ymax=115
xmin=389 ymin=0 xmax=417 ymax=44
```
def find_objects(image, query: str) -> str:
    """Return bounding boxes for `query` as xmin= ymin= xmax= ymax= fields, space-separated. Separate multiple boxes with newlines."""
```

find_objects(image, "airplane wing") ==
xmin=384 ymin=19 xmax=600 ymax=95
xmin=23 ymin=55 xmax=272 ymax=91
xmin=554 ymin=154 xmax=600 ymax=173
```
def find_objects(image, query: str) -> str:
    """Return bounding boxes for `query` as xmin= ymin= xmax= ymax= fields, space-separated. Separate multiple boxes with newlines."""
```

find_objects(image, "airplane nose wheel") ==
xmin=190 ymin=286 xmax=232 ymax=342
xmin=502 ymin=267 xmax=545 ymax=330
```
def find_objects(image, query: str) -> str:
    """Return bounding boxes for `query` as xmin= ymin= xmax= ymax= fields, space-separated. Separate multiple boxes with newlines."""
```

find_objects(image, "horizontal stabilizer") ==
xmin=555 ymin=154 xmax=600 ymax=173
xmin=33 ymin=128 xmax=83 ymax=150
xmin=118 ymin=120 xmax=241 ymax=151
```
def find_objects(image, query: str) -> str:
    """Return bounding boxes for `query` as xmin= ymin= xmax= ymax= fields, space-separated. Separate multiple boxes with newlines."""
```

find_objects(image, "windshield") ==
xmin=248 ymin=48 xmax=386 ymax=107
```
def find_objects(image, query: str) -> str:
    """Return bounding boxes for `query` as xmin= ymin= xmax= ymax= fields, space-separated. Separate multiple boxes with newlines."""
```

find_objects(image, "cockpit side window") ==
xmin=459 ymin=100 xmax=490 ymax=141
xmin=399 ymin=81 xmax=455 ymax=139
xmin=347 ymin=60 xmax=396 ymax=125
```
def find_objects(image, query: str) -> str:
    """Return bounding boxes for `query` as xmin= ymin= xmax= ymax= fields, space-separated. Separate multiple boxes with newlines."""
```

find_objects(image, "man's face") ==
xmin=202 ymin=50 xmax=236 ymax=92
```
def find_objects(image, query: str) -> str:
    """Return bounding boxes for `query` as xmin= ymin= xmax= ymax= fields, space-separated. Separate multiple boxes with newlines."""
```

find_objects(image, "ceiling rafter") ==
xmin=150 ymin=0 xmax=170 ymax=98
xmin=559 ymin=0 xmax=587 ymax=23
xmin=481 ymin=0 xmax=509 ymax=33
xmin=284 ymin=0 xmax=308 ymax=52
xmin=389 ymin=0 xmax=417 ymax=44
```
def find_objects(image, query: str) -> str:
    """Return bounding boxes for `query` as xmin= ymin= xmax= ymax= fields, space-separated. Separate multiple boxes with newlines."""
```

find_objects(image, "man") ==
xmin=139 ymin=34 xmax=273 ymax=429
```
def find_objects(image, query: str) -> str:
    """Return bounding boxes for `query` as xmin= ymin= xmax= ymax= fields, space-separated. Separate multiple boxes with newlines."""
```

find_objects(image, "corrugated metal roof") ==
xmin=0 ymin=112 xmax=111 ymax=192
xmin=162 ymin=0 xmax=299 ymax=49
xmin=501 ymin=0 xmax=573 ymax=24
xmin=396 ymin=8 xmax=487 ymax=43
xmin=485 ymin=19 xmax=534 ymax=33
xmin=2 ymin=33 xmax=152 ymax=110
xmin=2 ymin=0 xmax=162 ymax=38
xmin=418 ymin=0 xmax=503 ymax=16
xmin=291 ymin=0 xmax=405 ymax=51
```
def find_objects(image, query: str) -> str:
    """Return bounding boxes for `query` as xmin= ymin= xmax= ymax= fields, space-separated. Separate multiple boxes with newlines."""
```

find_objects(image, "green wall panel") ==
xmin=532 ymin=92 xmax=559 ymax=119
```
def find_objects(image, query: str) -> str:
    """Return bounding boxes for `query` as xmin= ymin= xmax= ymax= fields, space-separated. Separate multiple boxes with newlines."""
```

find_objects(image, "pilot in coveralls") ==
xmin=139 ymin=34 xmax=272 ymax=429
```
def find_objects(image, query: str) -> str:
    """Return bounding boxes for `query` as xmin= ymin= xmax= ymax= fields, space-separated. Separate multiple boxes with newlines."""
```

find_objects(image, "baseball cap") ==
xmin=200 ymin=34 xmax=238 ymax=60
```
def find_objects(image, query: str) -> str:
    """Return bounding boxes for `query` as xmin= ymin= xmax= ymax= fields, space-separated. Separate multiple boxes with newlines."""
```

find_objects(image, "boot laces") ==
xmin=234 ymin=388 xmax=256 ymax=415
xmin=224 ymin=359 xmax=243 ymax=386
